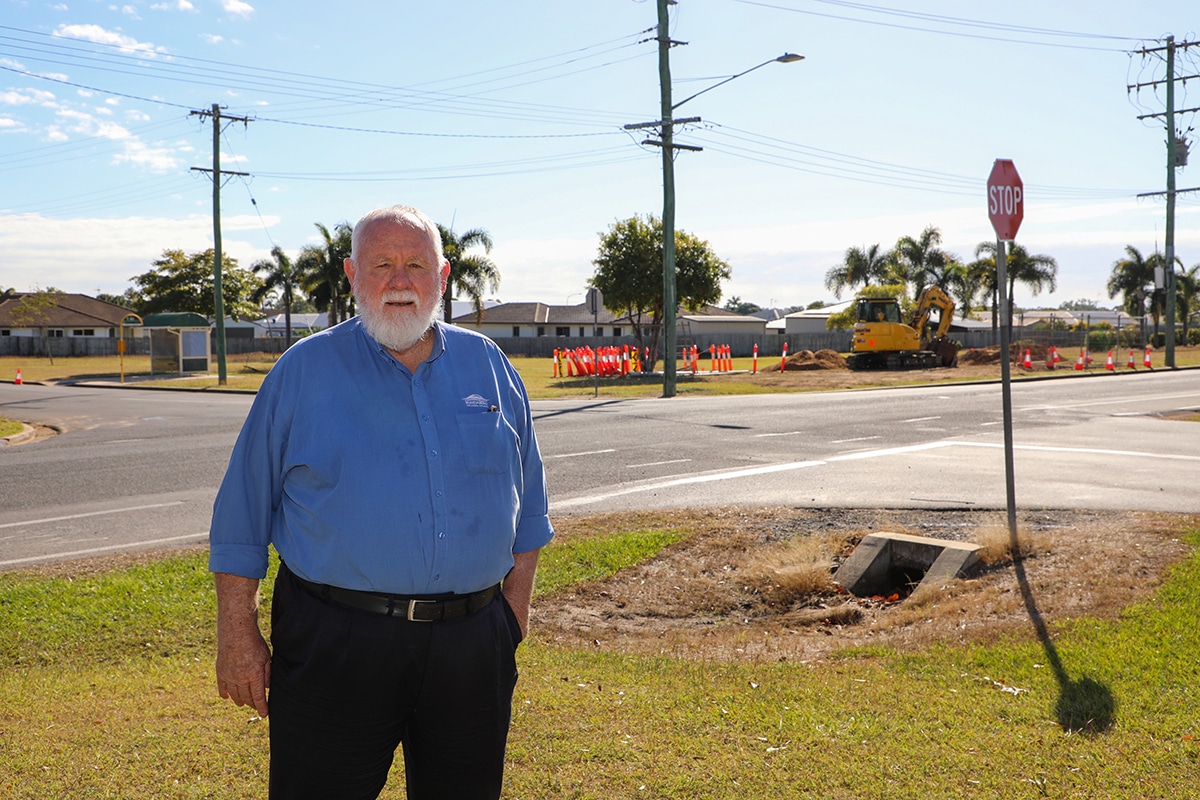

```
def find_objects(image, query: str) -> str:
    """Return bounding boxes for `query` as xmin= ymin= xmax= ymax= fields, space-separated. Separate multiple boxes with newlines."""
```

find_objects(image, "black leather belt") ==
xmin=291 ymin=571 xmax=499 ymax=622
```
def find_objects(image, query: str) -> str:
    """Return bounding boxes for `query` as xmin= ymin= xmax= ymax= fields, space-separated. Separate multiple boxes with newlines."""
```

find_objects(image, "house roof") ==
xmin=0 ymin=292 xmax=137 ymax=328
xmin=451 ymin=302 xmax=625 ymax=325
xmin=142 ymin=312 xmax=211 ymax=328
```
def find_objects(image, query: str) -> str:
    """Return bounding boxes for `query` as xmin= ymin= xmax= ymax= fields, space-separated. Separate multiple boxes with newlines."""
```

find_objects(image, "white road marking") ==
xmin=0 ymin=532 xmax=208 ymax=568
xmin=830 ymin=436 xmax=881 ymax=444
xmin=627 ymin=458 xmax=692 ymax=468
xmin=754 ymin=431 xmax=804 ymax=438
xmin=902 ymin=416 xmax=941 ymax=423
xmin=0 ymin=501 xmax=186 ymax=530
xmin=545 ymin=448 xmax=617 ymax=459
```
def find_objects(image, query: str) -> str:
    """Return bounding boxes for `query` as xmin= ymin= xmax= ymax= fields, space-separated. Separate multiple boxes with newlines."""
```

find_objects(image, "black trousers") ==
xmin=268 ymin=564 xmax=523 ymax=800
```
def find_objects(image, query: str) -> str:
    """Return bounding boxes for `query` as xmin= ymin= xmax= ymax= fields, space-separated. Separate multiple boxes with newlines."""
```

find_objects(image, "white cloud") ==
xmin=121 ymin=5 xmax=140 ymax=18
xmin=53 ymin=24 xmax=168 ymax=58
xmin=0 ymin=88 xmax=57 ymax=107
xmin=220 ymin=0 xmax=254 ymax=17
xmin=105 ymin=97 xmax=120 ymax=105
xmin=52 ymin=4 xmax=69 ymax=10
xmin=150 ymin=0 xmax=194 ymax=9
xmin=0 ymin=57 xmax=27 ymax=71
xmin=114 ymin=140 xmax=181 ymax=172
xmin=0 ymin=117 xmax=26 ymax=132
xmin=125 ymin=109 xmax=151 ymax=122
xmin=45 ymin=127 xmax=69 ymax=142
xmin=0 ymin=213 xmax=273 ymax=295
xmin=201 ymin=33 xmax=224 ymax=45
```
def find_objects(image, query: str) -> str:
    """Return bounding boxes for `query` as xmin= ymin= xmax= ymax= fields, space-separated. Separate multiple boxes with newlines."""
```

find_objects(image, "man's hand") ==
xmin=214 ymin=572 xmax=271 ymax=718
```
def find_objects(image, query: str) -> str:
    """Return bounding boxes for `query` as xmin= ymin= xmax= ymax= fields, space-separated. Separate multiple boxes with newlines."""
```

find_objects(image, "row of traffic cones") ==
xmin=1067 ymin=346 xmax=1153 ymax=371
xmin=553 ymin=346 xmax=641 ymax=378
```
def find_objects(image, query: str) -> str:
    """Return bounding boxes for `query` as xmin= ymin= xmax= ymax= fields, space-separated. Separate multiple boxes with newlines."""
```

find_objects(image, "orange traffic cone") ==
xmin=1022 ymin=349 xmax=1032 ymax=369
xmin=1144 ymin=346 xmax=1153 ymax=369
xmin=1045 ymin=348 xmax=1054 ymax=370
xmin=1127 ymin=349 xmax=1136 ymax=370
xmin=1053 ymin=346 xmax=1061 ymax=364
xmin=14 ymin=368 xmax=22 ymax=385
xmin=1105 ymin=350 xmax=1115 ymax=371
xmin=1074 ymin=350 xmax=1084 ymax=371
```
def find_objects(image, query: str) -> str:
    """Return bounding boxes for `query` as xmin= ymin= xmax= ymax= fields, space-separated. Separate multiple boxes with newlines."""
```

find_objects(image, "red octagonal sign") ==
xmin=987 ymin=159 xmax=1023 ymax=241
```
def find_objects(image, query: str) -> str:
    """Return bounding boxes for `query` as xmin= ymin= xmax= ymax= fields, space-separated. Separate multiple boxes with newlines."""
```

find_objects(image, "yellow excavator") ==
xmin=845 ymin=285 xmax=959 ymax=370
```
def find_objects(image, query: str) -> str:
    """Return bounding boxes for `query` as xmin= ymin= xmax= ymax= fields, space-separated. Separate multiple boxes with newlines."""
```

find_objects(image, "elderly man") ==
xmin=209 ymin=204 xmax=553 ymax=800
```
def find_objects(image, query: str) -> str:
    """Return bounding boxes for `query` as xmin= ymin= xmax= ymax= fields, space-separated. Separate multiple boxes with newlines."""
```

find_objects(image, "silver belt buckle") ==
xmin=407 ymin=598 xmax=436 ymax=622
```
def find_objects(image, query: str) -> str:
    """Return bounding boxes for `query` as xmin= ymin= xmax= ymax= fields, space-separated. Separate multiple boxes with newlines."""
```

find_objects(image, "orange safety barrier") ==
xmin=780 ymin=343 xmax=788 ymax=372
xmin=1045 ymin=347 xmax=1054 ymax=370
xmin=709 ymin=344 xmax=717 ymax=372
xmin=1053 ymin=346 xmax=1061 ymax=365
xmin=752 ymin=343 xmax=759 ymax=374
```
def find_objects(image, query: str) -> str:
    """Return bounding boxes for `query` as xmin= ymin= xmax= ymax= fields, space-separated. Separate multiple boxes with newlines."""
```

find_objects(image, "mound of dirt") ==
xmin=957 ymin=343 xmax=1068 ymax=367
xmin=762 ymin=348 xmax=847 ymax=372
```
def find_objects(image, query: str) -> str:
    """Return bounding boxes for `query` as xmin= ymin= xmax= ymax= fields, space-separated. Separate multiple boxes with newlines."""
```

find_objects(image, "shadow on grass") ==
xmin=1011 ymin=526 xmax=1115 ymax=734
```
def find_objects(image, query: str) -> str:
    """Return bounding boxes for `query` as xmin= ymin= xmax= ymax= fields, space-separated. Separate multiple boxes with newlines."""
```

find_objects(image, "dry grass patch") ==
xmin=536 ymin=507 xmax=1194 ymax=663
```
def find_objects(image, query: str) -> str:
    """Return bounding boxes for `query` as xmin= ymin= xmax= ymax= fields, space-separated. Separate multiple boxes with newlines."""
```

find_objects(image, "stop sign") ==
xmin=987 ymin=159 xmax=1023 ymax=241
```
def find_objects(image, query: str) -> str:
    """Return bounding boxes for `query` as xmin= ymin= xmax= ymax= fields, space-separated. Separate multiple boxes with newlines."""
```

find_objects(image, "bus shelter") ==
xmin=141 ymin=312 xmax=212 ymax=374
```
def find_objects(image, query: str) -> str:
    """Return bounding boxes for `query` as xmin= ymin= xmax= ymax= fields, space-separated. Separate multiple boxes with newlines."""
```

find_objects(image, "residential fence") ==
xmin=0 ymin=319 xmax=1178 ymax=360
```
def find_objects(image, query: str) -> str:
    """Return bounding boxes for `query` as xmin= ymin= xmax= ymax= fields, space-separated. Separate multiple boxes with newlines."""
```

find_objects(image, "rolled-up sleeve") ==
xmin=208 ymin=374 xmax=289 ymax=579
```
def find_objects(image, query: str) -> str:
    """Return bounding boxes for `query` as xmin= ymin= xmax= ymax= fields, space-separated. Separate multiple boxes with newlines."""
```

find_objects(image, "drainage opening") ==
xmin=834 ymin=532 xmax=983 ymax=600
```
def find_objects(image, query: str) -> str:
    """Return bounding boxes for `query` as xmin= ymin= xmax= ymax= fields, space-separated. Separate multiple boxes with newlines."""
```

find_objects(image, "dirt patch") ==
xmin=534 ymin=507 xmax=1195 ymax=663
xmin=761 ymin=349 xmax=847 ymax=372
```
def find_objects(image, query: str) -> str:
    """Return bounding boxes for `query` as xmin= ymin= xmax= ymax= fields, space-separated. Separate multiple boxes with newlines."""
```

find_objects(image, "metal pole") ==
xmin=996 ymin=238 xmax=1018 ymax=538
xmin=210 ymin=103 xmax=228 ymax=386
xmin=657 ymin=0 xmax=677 ymax=398
xmin=1164 ymin=36 xmax=1178 ymax=368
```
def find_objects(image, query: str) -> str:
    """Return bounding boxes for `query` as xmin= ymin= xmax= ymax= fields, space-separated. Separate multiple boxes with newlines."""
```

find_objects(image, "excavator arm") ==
xmin=910 ymin=285 xmax=956 ymax=340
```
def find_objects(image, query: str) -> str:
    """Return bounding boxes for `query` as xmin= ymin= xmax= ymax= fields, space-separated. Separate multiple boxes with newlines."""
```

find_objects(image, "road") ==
xmin=1 ymin=370 xmax=1198 ymax=569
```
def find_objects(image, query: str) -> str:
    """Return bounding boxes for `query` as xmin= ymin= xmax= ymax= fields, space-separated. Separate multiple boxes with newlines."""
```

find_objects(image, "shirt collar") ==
xmin=355 ymin=317 xmax=447 ymax=370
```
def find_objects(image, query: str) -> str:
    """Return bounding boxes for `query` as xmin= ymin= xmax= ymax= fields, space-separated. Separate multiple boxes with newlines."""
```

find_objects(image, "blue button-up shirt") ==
xmin=208 ymin=318 xmax=553 ymax=595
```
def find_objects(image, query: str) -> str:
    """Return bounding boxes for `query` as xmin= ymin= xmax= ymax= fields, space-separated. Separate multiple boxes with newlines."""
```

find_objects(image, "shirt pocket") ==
xmin=456 ymin=411 xmax=519 ymax=475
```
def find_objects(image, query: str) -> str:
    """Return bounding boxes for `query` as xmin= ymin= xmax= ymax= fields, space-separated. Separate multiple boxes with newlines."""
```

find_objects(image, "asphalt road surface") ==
xmin=2 ymin=369 xmax=1198 ymax=570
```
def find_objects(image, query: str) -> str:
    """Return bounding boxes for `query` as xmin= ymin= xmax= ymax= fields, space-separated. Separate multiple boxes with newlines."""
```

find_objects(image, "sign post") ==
xmin=987 ymin=159 xmax=1024 ymax=540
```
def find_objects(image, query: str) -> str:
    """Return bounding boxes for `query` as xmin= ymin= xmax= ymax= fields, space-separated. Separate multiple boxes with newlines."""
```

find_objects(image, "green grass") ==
xmin=1 ymin=523 xmax=1198 ymax=798
xmin=0 ymin=417 xmax=23 ymax=437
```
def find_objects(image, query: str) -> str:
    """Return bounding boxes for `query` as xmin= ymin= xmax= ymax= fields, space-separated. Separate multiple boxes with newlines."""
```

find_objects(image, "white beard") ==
xmin=357 ymin=289 xmax=444 ymax=353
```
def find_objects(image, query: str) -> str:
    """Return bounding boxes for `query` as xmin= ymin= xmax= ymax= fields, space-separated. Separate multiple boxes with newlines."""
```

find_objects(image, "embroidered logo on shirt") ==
xmin=462 ymin=393 xmax=492 ymax=409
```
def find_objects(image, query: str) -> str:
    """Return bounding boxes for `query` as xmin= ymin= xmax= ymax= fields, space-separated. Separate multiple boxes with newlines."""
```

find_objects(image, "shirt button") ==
xmin=433 ymin=574 xmax=440 ymax=581
xmin=423 ymin=414 xmax=430 ymax=422
xmin=430 ymin=450 xmax=438 ymax=457
xmin=435 ymin=490 xmax=443 ymax=498
xmin=438 ymin=531 xmax=446 ymax=539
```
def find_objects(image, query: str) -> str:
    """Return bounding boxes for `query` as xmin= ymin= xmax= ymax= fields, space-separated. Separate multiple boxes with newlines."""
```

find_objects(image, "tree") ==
xmin=251 ymin=246 xmax=301 ymax=349
xmin=1105 ymin=245 xmax=1177 ymax=340
xmin=298 ymin=222 xmax=353 ymax=326
xmin=1177 ymin=264 xmax=1200 ymax=343
xmin=824 ymin=243 xmax=893 ymax=299
xmin=9 ymin=287 xmax=65 ymax=364
xmin=893 ymin=226 xmax=953 ymax=299
xmin=130 ymin=249 xmax=262 ymax=320
xmin=723 ymin=296 xmax=762 ymax=315
xmin=591 ymin=214 xmax=731 ymax=359
xmin=973 ymin=241 xmax=1058 ymax=328
xmin=1057 ymin=298 xmax=1104 ymax=311
xmin=438 ymin=225 xmax=501 ymax=324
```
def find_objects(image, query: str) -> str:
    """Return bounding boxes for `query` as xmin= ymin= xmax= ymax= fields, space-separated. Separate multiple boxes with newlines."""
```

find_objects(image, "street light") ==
xmin=627 ymin=7 xmax=803 ymax=398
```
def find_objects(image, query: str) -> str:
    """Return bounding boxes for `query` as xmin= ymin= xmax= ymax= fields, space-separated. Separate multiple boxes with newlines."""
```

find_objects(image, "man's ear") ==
xmin=343 ymin=257 xmax=356 ymax=284
xmin=439 ymin=259 xmax=451 ymax=293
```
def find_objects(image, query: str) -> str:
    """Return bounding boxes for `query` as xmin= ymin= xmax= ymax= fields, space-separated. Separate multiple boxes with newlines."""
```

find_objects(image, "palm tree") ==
xmin=1105 ymin=245 xmax=1176 ymax=340
xmin=893 ymin=226 xmax=953 ymax=300
xmin=1177 ymin=264 xmax=1200 ymax=343
xmin=823 ymin=243 xmax=894 ymax=299
xmin=438 ymin=225 xmax=500 ymax=324
xmin=298 ymin=222 xmax=353 ymax=326
xmin=251 ymin=246 xmax=300 ymax=349
xmin=974 ymin=241 xmax=1058 ymax=328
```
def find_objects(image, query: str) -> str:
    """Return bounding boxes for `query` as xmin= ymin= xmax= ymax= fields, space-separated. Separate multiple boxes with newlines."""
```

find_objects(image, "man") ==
xmin=209 ymin=204 xmax=553 ymax=800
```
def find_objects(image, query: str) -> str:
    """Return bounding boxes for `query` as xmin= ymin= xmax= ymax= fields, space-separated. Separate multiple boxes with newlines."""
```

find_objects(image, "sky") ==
xmin=2 ymin=0 xmax=1199 ymax=313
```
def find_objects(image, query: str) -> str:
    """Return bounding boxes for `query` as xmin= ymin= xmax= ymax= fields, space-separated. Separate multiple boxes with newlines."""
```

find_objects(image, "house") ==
xmin=677 ymin=306 xmax=767 ymax=338
xmin=450 ymin=302 xmax=634 ymax=339
xmin=0 ymin=292 xmax=139 ymax=339
xmin=783 ymin=300 xmax=854 ymax=334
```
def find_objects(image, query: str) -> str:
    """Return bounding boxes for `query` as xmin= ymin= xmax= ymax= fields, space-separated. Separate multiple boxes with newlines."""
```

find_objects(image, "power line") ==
xmin=730 ymin=0 xmax=1142 ymax=52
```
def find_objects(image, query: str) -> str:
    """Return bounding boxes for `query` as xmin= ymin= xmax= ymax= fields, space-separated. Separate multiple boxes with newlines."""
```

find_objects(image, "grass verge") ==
xmin=1 ymin=519 xmax=1197 ymax=799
